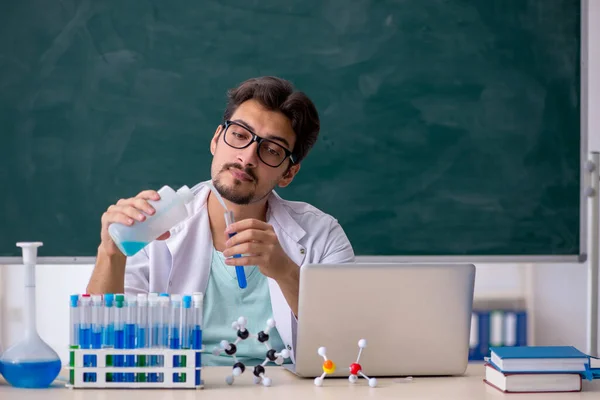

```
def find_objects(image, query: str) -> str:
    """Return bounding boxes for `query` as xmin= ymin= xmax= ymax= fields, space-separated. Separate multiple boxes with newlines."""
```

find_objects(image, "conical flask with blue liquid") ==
xmin=0 ymin=242 xmax=61 ymax=388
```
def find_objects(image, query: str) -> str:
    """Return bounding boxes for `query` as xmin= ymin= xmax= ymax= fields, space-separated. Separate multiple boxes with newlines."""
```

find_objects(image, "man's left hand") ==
xmin=223 ymin=218 xmax=297 ymax=282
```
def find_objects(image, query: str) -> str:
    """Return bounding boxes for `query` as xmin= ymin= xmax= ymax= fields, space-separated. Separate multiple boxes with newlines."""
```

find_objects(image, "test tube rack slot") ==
xmin=66 ymin=348 xmax=204 ymax=389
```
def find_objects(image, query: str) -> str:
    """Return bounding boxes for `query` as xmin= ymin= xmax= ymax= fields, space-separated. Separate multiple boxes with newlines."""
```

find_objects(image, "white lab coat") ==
xmin=123 ymin=181 xmax=355 ymax=362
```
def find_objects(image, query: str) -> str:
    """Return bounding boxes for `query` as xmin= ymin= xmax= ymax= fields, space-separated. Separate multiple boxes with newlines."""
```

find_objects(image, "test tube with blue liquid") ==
xmin=147 ymin=293 xmax=159 ymax=382
xmin=102 ymin=294 xmax=115 ymax=382
xmin=192 ymin=292 xmax=203 ymax=384
xmin=69 ymin=294 xmax=80 ymax=385
xmin=169 ymin=295 xmax=182 ymax=382
xmin=136 ymin=294 xmax=148 ymax=382
xmin=91 ymin=295 xmax=103 ymax=350
xmin=180 ymin=295 xmax=191 ymax=382
xmin=191 ymin=293 xmax=204 ymax=350
xmin=78 ymin=294 xmax=91 ymax=350
xmin=124 ymin=295 xmax=137 ymax=382
xmin=157 ymin=295 xmax=170 ymax=382
xmin=79 ymin=294 xmax=91 ymax=381
xmin=90 ymin=295 xmax=103 ymax=382
xmin=225 ymin=211 xmax=247 ymax=289
xmin=114 ymin=294 xmax=125 ymax=382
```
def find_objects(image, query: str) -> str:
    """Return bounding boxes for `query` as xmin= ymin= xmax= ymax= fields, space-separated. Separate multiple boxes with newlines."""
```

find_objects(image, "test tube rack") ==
xmin=66 ymin=348 xmax=204 ymax=389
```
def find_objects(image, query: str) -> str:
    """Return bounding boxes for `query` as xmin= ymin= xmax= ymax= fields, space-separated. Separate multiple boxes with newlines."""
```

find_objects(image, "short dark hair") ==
xmin=223 ymin=76 xmax=320 ymax=164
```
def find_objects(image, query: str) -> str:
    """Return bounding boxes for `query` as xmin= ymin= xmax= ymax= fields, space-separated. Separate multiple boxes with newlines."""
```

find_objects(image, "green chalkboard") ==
xmin=0 ymin=0 xmax=583 ymax=259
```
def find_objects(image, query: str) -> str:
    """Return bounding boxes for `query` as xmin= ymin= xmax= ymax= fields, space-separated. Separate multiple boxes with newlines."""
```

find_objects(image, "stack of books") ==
xmin=484 ymin=346 xmax=600 ymax=393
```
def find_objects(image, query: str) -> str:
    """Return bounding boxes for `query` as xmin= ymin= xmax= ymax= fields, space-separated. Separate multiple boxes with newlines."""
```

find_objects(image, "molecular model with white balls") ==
xmin=315 ymin=339 xmax=377 ymax=388
xmin=212 ymin=316 xmax=290 ymax=387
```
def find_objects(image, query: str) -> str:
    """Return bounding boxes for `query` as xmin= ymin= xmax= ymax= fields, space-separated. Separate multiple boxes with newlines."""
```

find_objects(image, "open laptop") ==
xmin=284 ymin=262 xmax=476 ymax=378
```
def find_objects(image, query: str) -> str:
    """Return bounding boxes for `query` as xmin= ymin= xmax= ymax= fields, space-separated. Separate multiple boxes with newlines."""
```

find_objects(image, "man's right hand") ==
xmin=99 ymin=189 xmax=171 ymax=257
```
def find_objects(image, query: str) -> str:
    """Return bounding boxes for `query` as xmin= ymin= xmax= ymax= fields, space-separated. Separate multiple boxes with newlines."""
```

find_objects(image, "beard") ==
xmin=212 ymin=163 xmax=260 ymax=205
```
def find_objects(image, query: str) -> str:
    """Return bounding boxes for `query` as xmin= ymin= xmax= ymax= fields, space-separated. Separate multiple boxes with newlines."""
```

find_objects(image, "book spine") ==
xmin=516 ymin=311 xmax=527 ymax=346
xmin=478 ymin=311 xmax=490 ymax=359
xmin=503 ymin=312 xmax=516 ymax=346
xmin=469 ymin=312 xmax=478 ymax=360
xmin=490 ymin=311 xmax=503 ymax=348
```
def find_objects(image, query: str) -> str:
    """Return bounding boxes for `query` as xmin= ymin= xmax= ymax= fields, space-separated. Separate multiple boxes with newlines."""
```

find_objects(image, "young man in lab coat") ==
xmin=87 ymin=76 xmax=355 ymax=365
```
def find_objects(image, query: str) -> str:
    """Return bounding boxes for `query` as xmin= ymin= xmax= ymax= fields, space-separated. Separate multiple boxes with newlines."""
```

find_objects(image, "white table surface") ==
xmin=1 ymin=363 xmax=600 ymax=399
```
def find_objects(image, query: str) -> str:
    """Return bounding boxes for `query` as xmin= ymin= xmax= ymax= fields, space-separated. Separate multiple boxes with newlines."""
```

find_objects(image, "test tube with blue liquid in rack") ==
xmin=114 ymin=294 xmax=125 ymax=382
xmin=137 ymin=294 xmax=148 ymax=382
xmin=147 ymin=293 xmax=159 ymax=382
xmin=79 ymin=294 xmax=91 ymax=381
xmin=124 ymin=295 xmax=137 ymax=382
xmin=192 ymin=292 xmax=203 ymax=384
xmin=169 ymin=295 xmax=182 ymax=382
xmin=90 ymin=295 xmax=103 ymax=382
xmin=102 ymin=294 xmax=115 ymax=382
xmin=180 ymin=295 xmax=192 ymax=382
xmin=91 ymin=295 xmax=103 ymax=352
xmin=157 ymin=294 xmax=170 ymax=382
xmin=69 ymin=295 xmax=80 ymax=385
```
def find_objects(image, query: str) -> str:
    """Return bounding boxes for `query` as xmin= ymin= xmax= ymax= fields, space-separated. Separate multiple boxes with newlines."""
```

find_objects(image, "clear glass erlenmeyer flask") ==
xmin=0 ymin=242 xmax=61 ymax=388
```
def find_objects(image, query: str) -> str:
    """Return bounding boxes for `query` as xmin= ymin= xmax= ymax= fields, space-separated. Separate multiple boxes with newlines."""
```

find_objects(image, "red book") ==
xmin=483 ymin=363 xmax=582 ymax=393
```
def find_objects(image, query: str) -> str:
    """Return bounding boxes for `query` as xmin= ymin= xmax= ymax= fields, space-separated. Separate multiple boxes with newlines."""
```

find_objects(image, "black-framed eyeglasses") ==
xmin=222 ymin=120 xmax=297 ymax=168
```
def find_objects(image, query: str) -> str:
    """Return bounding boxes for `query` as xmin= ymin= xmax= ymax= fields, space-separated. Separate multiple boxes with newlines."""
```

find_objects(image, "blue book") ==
xmin=477 ymin=311 xmax=490 ymax=361
xmin=515 ymin=311 xmax=527 ymax=346
xmin=489 ymin=346 xmax=600 ymax=380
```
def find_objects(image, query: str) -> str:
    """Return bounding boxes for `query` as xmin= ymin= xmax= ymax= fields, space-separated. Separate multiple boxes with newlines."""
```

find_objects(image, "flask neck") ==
xmin=24 ymin=263 xmax=37 ymax=332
